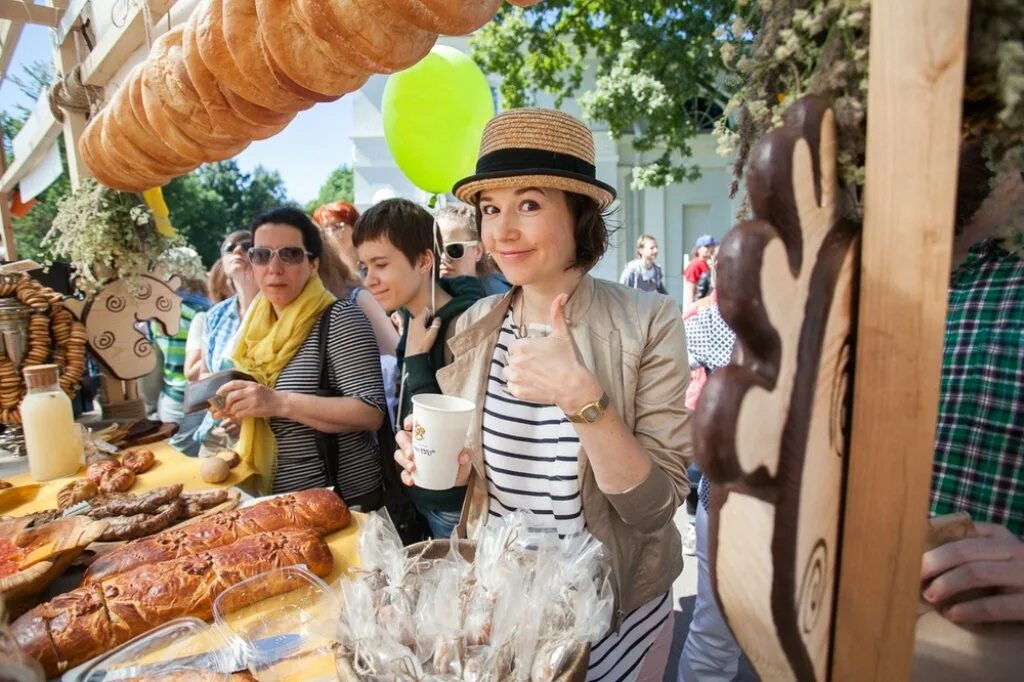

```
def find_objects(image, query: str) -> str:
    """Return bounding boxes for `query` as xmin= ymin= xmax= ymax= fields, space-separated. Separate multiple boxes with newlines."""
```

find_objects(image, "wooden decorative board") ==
xmin=62 ymin=274 xmax=182 ymax=381
xmin=694 ymin=96 xmax=859 ymax=682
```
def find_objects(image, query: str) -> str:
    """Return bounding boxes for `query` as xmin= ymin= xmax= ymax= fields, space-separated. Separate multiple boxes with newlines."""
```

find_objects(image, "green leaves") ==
xmin=471 ymin=1 xmax=734 ymax=190
xmin=305 ymin=165 xmax=354 ymax=214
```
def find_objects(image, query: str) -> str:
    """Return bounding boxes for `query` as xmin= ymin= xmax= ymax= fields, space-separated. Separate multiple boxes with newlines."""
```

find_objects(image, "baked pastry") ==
xmin=86 ymin=459 xmax=120 ymax=487
xmin=83 ymin=488 xmax=348 ymax=583
xmin=216 ymin=450 xmax=241 ymax=468
xmin=0 ymin=480 xmax=11 ymax=490
xmin=295 ymin=0 xmax=438 ymax=74
xmin=88 ymin=485 xmax=183 ymax=518
xmin=12 ymin=529 xmax=333 ymax=677
xmin=255 ymin=0 xmax=369 ymax=99
xmin=98 ymin=467 xmax=136 ymax=494
xmin=382 ymin=0 xmax=503 ymax=35
xmin=121 ymin=448 xmax=156 ymax=475
xmin=180 ymin=489 xmax=231 ymax=518
xmin=55 ymin=480 xmax=98 ymax=511
xmin=97 ymin=499 xmax=186 ymax=542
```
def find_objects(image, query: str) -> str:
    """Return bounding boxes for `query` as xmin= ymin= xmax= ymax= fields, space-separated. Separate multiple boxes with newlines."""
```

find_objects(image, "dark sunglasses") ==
xmin=221 ymin=240 xmax=252 ymax=255
xmin=247 ymin=246 xmax=312 ymax=266
xmin=443 ymin=241 xmax=479 ymax=261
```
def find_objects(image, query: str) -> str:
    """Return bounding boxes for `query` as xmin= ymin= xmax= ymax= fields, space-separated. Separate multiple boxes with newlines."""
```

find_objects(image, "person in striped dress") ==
xmin=394 ymin=109 xmax=693 ymax=681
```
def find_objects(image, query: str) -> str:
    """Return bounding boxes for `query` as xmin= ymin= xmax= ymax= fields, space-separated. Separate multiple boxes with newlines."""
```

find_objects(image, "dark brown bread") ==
xmin=12 ymin=529 xmax=333 ymax=677
xmin=97 ymin=499 xmax=186 ymax=542
xmin=89 ymin=485 xmax=183 ymax=518
xmin=83 ymin=487 xmax=348 ymax=583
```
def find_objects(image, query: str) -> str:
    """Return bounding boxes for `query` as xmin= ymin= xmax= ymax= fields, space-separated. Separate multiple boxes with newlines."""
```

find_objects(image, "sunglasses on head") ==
xmin=443 ymin=241 xmax=479 ymax=261
xmin=221 ymin=240 xmax=252 ymax=255
xmin=247 ymin=246 xmax=312 ymax=266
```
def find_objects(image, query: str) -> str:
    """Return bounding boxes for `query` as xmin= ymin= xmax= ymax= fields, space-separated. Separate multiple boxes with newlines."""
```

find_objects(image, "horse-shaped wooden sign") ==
xmin=695 ymin=96 xmax=859 ymax=682
xmin=62 ymin=274 xmax=182 ymax=381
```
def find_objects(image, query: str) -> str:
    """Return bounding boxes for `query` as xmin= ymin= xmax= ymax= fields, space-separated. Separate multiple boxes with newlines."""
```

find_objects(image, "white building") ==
xmin=352 ymin=39 xmax=742 ymax=304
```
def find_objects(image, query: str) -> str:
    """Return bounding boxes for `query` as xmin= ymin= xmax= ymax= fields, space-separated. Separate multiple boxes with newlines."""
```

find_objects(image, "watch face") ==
xmin=583 ymin=405 xmax=601 ymax=422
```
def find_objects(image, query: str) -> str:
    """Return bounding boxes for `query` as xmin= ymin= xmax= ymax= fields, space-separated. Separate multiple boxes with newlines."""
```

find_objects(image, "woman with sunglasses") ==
xmin=190 ymin=230 xmax=260 ymax=454
xmin=212 ymin=207 xmax=387 ymax=501
xmin=437 ymin=203 xmax=511 ymax=296
xmin=394 ymin=109 xmax=691 ymax=681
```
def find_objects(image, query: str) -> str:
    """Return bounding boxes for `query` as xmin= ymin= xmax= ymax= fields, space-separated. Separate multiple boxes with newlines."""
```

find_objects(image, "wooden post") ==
xmin=52 ymin=23 xmax=90 ymax=190
xmin=831 ymin=1 xmax=969 ymax=679
xmin=0 ymin=124 xmax=16 ymax=260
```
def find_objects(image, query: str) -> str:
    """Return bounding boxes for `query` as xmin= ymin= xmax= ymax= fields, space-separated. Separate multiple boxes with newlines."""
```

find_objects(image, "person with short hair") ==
xmin=620 ymin=234 xmax=668 ymax=294
xmin=394 ymin=108 xmax=692 ymax=681
xmin=683 ymin=235 xmax=717 ymax=308
xmin=353 ymin=198 xmax=486 ymax=538
xmin=211 ymin=207 xmax=386 ymax=501
xmin=436 ymin=202 xmax=511 ymax=296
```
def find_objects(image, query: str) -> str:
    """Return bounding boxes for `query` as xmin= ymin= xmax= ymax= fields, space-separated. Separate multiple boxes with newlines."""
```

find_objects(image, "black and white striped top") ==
xmin=270 ymin=300 xmax=386 ymax=497
xmin=482 ymin=311 xmax=672 ymax=682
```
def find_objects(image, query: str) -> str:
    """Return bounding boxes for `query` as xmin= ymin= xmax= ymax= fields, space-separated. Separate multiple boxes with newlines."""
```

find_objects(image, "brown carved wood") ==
xmin=694 ymin=96 xmax=858 ymax=682
xmin=62 ymin=274 xmax=182 ymax=381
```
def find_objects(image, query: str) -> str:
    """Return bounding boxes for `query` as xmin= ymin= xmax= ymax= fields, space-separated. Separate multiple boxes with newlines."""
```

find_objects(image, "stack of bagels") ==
xmin=79 ymin=0 xmax=534 ymax=192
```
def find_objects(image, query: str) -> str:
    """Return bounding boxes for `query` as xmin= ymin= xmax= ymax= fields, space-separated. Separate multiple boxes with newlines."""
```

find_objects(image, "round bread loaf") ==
xmin=296 ymin=0 xmax=437 ymax=74
xmin=99 ymin=467 xmax=136 ymax=494
xmin=381 ymin=0 xmax=502 ymax=35
xmin=122 ymin=449 xmax=156 ymax=475
xmin=255 ymin=0 xmax=369 ymax=99
xmin=221 ymin=0 xmax=318 ymax=110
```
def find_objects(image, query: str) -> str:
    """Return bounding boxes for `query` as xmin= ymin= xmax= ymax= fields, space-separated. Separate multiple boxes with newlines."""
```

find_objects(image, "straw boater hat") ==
xmin=453 ymin=108 xmax=616 ymax=210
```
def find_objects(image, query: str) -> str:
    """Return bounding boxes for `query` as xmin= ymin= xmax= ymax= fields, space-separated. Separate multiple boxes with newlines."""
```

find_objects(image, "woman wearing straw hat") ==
xmin=394 ymin=108 xmax=692 ymax=681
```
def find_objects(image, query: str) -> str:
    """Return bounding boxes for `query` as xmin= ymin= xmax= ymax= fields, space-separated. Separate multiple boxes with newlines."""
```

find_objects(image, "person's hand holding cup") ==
xmin=394 ymin=394 xmax=475 ymax=489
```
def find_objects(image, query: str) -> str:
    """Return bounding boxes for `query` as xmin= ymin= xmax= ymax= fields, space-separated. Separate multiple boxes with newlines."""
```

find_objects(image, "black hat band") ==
xmin=475 ymin=148 xmax=597 ymax=179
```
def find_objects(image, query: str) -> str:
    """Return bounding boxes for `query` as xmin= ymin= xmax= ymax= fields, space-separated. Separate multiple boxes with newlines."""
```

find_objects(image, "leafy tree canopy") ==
xmin=471 ymin=1 xmax=735 ymax=190
xmin=305 ymin=165 xmax=354 ymax=214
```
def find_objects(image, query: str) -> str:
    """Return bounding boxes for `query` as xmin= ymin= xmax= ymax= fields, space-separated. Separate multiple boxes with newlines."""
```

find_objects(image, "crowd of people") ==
xmin=137 ymin=109 xmax=1021 ymax=681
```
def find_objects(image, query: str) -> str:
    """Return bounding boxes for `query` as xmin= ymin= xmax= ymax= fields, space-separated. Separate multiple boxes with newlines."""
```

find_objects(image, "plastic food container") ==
xmin=73 ymin=617 xmax=236 ymax=682
xmin=213 ymin=565 xmax=339 ymax=681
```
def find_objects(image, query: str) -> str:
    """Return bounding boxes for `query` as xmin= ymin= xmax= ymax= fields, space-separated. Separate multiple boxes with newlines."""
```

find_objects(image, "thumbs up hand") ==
xmin=504 ymin=294 xmax=604 ymax=414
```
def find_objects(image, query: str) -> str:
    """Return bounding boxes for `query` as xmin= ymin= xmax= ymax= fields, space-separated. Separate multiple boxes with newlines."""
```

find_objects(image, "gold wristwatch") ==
xmin=566 ymin=393 xmax=610 ymax=424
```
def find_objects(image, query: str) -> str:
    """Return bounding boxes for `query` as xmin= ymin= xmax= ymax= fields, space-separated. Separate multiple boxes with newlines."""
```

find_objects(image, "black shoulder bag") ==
xmin=314 ymin=304 xmax=431 ymax=543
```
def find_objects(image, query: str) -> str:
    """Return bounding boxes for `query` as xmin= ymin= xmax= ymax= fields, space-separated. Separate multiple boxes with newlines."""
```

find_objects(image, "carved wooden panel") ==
xmin=62 ymin=275 xmax=182 ymax=381
xmin=694 ymin=96 xmax=859 ymax=681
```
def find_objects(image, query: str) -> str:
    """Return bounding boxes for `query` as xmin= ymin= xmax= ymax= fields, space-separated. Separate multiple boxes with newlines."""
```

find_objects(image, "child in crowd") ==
xmin=353 ymin=199 xmax=486 ymax=538
xmin=620 ymin=234 xmax=669 ymax=294
xmin=436 ymin=203 xmax=511 ymax=296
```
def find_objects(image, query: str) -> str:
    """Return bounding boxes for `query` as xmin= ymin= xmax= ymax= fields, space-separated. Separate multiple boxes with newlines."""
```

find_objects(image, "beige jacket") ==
xmin=437 ymin=275 xmax=693 ymax=621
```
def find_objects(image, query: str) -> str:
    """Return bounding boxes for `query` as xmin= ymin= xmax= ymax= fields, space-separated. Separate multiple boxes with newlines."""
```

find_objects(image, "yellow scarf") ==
xmin=232 ymin=275 xmax=335 ymax=494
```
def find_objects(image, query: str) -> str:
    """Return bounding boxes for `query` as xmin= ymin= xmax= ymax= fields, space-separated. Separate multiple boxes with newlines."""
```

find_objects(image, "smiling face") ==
xmin=638 ymin=237 xmax=659 ymax=265
xmin=251 ymin=224 xmax=318 ymax=312
xmin=477 ymin=187 xmax=577 ymax=287
xmin=356 ymin=237 xmax=432 ymax=313
xmin=437 ymin=216 xmax=482 ymax=279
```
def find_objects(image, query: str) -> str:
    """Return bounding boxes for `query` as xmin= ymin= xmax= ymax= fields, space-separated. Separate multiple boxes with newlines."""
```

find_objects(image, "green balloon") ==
xmin=382 ymin=45 xmax=495 ymax=195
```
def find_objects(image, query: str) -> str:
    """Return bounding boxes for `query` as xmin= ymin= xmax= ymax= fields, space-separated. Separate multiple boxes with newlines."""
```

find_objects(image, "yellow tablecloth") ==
xmin=0 ymin=441 xmax=256 ymax=516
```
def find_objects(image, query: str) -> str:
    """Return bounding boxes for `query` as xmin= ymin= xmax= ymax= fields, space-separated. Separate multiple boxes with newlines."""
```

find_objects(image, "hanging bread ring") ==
xmin=254 ymin=0 xmax=370 ymax=99
xmin=295 ymin=0 xmax=438 ymax=74
xmin=381 ymin=0 xmax=503 ymax=35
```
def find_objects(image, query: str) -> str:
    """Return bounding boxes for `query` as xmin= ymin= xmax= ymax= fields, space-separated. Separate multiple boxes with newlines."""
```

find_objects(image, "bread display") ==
xmin=81 ymin=0 xmax=522 ymax=191
xmin=99 ymin=467 xmax=136 ymax=494
xmin=83 ymin=488 xmax=348 ymax=584
xmin=86 ymin=459 xmax=120 ymax=487
xmin=12 ymin=529 xmax=333 ymax=677
xmin=199 ymin=457 xmax=229 ymax=484
xmin=180 ymin=489 xmax=231 ymax=518
xmin=55 ymin=480 xmax=98 ymax=511
xmin=121 ymin=448 xmax=156 ymax=475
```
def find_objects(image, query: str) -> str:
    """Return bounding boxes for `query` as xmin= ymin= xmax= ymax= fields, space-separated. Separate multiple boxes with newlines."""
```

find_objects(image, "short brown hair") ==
xmin=352 ymin=198 xmax=436 ymax=267
xmin=207 ymin=260 xmax=234 ymax=304
xmin=473 ymin=191 xmax=609 ymax=272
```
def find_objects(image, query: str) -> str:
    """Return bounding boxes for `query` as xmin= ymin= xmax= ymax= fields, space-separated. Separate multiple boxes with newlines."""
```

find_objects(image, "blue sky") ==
xmin=1 ymin=25 xmax=355 ymax=204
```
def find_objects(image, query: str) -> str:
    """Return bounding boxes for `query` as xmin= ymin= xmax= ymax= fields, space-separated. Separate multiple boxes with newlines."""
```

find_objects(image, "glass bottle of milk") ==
xmin=21 ymin=364 xmax=82 ymax=481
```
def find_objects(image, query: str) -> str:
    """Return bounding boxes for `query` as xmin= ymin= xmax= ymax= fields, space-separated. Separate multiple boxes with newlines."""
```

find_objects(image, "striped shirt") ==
xmin=482 ymin=311 xmax=672 ymax=681
xmin=151 ymin=295 xmax=209 ymax=402
xmin=269 ymin=300 xmax=386 ymax=497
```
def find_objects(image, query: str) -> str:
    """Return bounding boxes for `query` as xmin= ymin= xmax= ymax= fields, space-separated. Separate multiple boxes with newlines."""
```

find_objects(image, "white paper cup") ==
xmin=411 ymin=394 xmax=476 ymax=490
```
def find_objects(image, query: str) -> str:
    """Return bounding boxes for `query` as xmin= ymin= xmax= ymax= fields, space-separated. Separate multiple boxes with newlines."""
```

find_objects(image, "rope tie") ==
xmin=48 ymin=65 xmax=104 ymax=123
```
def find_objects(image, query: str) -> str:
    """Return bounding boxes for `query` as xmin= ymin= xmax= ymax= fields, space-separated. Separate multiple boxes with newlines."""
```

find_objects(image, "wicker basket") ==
xmin=335 ymin=538 xmax=590 ymax=681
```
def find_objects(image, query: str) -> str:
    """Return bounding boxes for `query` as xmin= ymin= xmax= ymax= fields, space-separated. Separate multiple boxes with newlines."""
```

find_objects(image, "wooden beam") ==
xmin=0 ymin=19 xmax=24 ymax=85
xmin=0 ymin=125 xmax=16 ymax=261
xmin=52 ymin=15 xmax=87 ymax=190
xmin=0 ymin=1 xmax=60 ymax=26
xmin=831 ymin=1 xmax=969 ymax=680
xmin=79 ymin=0 xmax=175 ymax=87
xmin=52 ymin=0 xmax=87 ymax=46
xmin=0 ymin=106 xmax=59 ymax=196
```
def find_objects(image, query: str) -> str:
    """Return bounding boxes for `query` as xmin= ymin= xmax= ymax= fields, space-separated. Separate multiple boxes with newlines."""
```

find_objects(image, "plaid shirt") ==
xmin=931 ymin=239 xmax=1024 ymax=536
xmin=194 ymin=296 xmax=243 ymax=444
